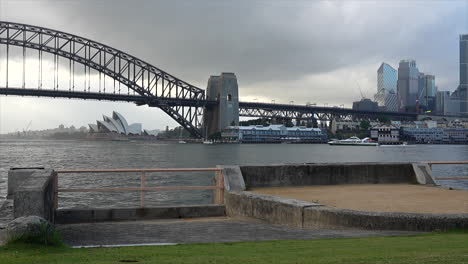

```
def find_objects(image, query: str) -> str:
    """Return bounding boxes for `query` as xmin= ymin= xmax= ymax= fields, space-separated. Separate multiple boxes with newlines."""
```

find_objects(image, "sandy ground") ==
xmin=252 ymin=184 xmax=468 ymax=214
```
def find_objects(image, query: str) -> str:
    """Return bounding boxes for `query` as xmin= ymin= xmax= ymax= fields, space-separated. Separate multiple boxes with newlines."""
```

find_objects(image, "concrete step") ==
xmin=56 ymin=204 xmax=226 ymax=224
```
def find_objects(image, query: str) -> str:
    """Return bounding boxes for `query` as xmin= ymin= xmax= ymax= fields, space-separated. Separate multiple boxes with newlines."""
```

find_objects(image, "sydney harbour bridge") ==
xmin=0 ymin=21 xmax=419 ymax=138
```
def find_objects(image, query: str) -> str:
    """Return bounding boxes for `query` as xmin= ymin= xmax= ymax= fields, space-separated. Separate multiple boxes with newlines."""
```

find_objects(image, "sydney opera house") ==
xmin=88 ymin=111 xmax=157 ymax=140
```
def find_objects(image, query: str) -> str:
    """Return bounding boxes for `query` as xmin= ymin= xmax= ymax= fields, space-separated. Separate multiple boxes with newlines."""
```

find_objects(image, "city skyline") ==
xmin=0 ymin=0 xmax=467 ymax=133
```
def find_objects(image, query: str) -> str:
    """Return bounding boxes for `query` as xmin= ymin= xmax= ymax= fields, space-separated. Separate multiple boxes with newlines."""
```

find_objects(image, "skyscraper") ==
xmin=459 ymin=34 xmax=468 ymax=114
xmin=397 ymin=60 xmax=420 ymax=112
xmin=384 ymin=90 xmax=398 ymax=112
xmin=375 ymin=63 xmax=397 ymax=109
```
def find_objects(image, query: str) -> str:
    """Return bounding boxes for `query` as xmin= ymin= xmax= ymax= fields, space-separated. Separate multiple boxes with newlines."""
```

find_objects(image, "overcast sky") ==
xmin=0 ymin=0 xmax=467 ymax=133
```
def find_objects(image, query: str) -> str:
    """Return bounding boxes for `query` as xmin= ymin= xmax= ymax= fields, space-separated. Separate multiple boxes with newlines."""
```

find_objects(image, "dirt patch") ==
xmin=252 ymin=184 xmax=468 ymax=214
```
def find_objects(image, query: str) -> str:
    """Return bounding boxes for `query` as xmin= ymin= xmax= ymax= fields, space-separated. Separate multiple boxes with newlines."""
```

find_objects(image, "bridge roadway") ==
xmin=0 ymin=87 xmax=417 ymax=121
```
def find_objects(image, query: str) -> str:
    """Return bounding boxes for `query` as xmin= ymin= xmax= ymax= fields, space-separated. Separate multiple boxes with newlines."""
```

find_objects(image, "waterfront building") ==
xmin=221 ymin=125 xmax=327 ymax=143
xmin=370 ymin=125 xmax=400 ymax=144
xmin=400 ymin=127 xmax=468 ymax=144
xmin=352 ymin=98 xmax=379 ymax=111
xmin=88 ymin=111 xmax=142 ymax=135
xmin=397 ymin=60 xmax=420 ymax=112
xmin=374 ymin=63 xmax=397 ymax=109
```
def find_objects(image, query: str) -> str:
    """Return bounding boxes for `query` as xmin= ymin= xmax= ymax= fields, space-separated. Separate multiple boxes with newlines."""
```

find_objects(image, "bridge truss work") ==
xmin=238 ymin=102 xmax=417 ymax=122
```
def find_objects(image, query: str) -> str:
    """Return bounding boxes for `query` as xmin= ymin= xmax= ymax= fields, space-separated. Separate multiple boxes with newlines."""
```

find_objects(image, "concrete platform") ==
xmin=252 ymin=184 xmax=468 ymax=214
xmin=57 ymin=217 xmax=419 ymax=247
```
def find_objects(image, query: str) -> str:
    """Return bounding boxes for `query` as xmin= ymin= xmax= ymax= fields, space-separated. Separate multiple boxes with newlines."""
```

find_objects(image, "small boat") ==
xmin=178 ymin=140 xmax=187 ymax=144
xmin=203 ymin=140 xmax=214 ymax=145
xmin=328 ymin=136 xmax=378 ymax=146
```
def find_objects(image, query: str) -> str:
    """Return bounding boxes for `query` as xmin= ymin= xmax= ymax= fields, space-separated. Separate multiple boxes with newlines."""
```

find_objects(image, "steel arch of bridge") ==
xmin=0 ymin=21 xmax=206 ymax=137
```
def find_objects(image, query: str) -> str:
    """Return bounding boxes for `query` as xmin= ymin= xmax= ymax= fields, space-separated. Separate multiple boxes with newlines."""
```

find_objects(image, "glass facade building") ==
xmin=384 ymin=90 xmax=398 ymax=112
xmin=397 ymin=60 xmax=420 ymax=112
xmin=375 ymin=63 xmax=397 ymax=109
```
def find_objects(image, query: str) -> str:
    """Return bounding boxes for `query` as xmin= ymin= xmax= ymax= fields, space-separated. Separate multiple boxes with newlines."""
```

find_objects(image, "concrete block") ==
xmin=7 ymin=169 xmax=37 ymax=199
xmin=218 ymin=165 xmax=245 ymax=191
xmin=12 ymin=168 xmax=55 ymax=222
xmin=412 ymin=163 xmax=436 ymax=185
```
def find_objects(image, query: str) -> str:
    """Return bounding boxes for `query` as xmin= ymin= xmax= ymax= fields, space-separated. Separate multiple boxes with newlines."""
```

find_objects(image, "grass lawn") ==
xmin=0 ymin=232 xmax=467 ymax=264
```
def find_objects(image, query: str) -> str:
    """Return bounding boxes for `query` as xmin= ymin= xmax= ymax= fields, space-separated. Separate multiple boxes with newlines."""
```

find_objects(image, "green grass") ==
xmin=1 ymin=232 xmax=467 ymax=264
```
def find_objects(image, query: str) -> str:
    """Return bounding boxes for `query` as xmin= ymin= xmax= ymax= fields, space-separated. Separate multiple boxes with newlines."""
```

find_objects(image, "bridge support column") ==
xmin=204 ymin=73 xmax=239 ymax=138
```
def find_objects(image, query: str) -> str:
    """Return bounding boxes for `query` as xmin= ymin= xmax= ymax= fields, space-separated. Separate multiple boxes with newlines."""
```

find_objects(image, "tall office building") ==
xmin=417 ymin=73 xmax=437 ymax=111
xmin=458 ymin=34 xmax=468 ymax=114
xmin=397 ymin=60 xmax=420 ymax=112
xmin=384 ymin=90 xmax=398 ymax=112
xmin=375 ymin=63 xmax=397 ymax=109
xmin=424 ymin=75 xmax=436 ymax=111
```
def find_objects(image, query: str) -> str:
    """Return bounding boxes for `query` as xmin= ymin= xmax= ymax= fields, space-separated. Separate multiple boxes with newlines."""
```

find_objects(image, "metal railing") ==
xmin=53 ymin=168 xmax=224 ymax=209
xmin=426 ymin=161 xmax=468 ymax=181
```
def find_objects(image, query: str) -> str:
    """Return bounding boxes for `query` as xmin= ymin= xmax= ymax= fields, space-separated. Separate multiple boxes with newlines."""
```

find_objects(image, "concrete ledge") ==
xmin=225 ymin=191 xmax=321 ymax=228
xmin=303 ymin=206 xmax=468 ymax=231
xmin=55 ymin=205 xmax=226 ymax=224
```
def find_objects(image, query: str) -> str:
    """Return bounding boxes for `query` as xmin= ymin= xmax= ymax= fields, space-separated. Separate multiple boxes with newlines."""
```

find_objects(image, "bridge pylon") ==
xmin=203 ymin=73 xmax=239 ymax=138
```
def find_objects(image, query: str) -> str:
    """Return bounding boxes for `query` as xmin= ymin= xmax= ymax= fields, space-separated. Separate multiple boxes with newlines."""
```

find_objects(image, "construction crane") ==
xmin=415 ymin=86 xmax=426 ymax=113
xmin=355 ymin=80 xmax=367 ymax=99
xmin=22 ymin=121 xmax=32 ymax=136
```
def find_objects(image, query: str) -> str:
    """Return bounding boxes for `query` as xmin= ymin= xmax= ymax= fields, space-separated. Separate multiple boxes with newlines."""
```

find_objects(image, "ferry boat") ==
xmin=328 ymin=136 xmax=379 ymax=146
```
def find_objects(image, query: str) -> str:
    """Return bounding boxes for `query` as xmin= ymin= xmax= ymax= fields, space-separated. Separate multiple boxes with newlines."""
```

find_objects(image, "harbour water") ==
xmin=1 ymin=139 xmax=467 ymax=208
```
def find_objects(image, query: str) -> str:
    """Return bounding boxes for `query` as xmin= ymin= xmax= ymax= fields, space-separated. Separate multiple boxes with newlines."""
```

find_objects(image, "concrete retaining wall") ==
xmin=222 ymin=163 xmax=468 ymax=231
xmin=240 ymin=163 xmax=421 ymax=188
xmin=303 ymin=207 xmax=468 ymax=231
xmin=9 ymin=168 xmax=56 ymax=222
xmin=225 ymin=191 xmax=321 ymax=228
xmin=55 ymin=205 xmax=225 ymax=224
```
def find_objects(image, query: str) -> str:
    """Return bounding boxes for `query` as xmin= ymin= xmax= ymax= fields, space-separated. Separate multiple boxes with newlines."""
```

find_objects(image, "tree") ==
xmin=359 ymin=120 xmax=371 ymax=131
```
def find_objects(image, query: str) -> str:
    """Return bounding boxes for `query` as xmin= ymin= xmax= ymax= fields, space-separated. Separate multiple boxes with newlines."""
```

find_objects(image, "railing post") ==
xmin=212 ymin=171 xmax=219 ymax=204
xmin=212 ymin=170 xmax=224 ymax=205
xmin=53 ymin=171 xmax=58 ymax=209
xmin=140 ymin=171 xmax=145 ymax=208
xmin=219 ymin=170 xmax=224 ymax=204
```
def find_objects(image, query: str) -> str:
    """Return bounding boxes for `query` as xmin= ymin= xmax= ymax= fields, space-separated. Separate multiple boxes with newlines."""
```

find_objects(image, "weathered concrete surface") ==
xmin=225 ymin=191 xmax=321 ymax=228
xmin=0 ymin=199 xmax=14 ymax=230
xmin=56 ymin=205 xmax=225 ymax=224
xmin=303 ymin=207 xmax=468 ymax=231
xmin=218 ymin=165 xmax=245 ymax=191
xmin=11 ymin=168 xmax=55 ymax=222
xmin=57 ymin=217 xmax=419 ymax=247
xmin=412 ymin=163 xmax=436 ymax=185
xmin=240 ymin=163 xmax=419 ymax=188
xmin=7 ymin=168 xmax=42 ymax=199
